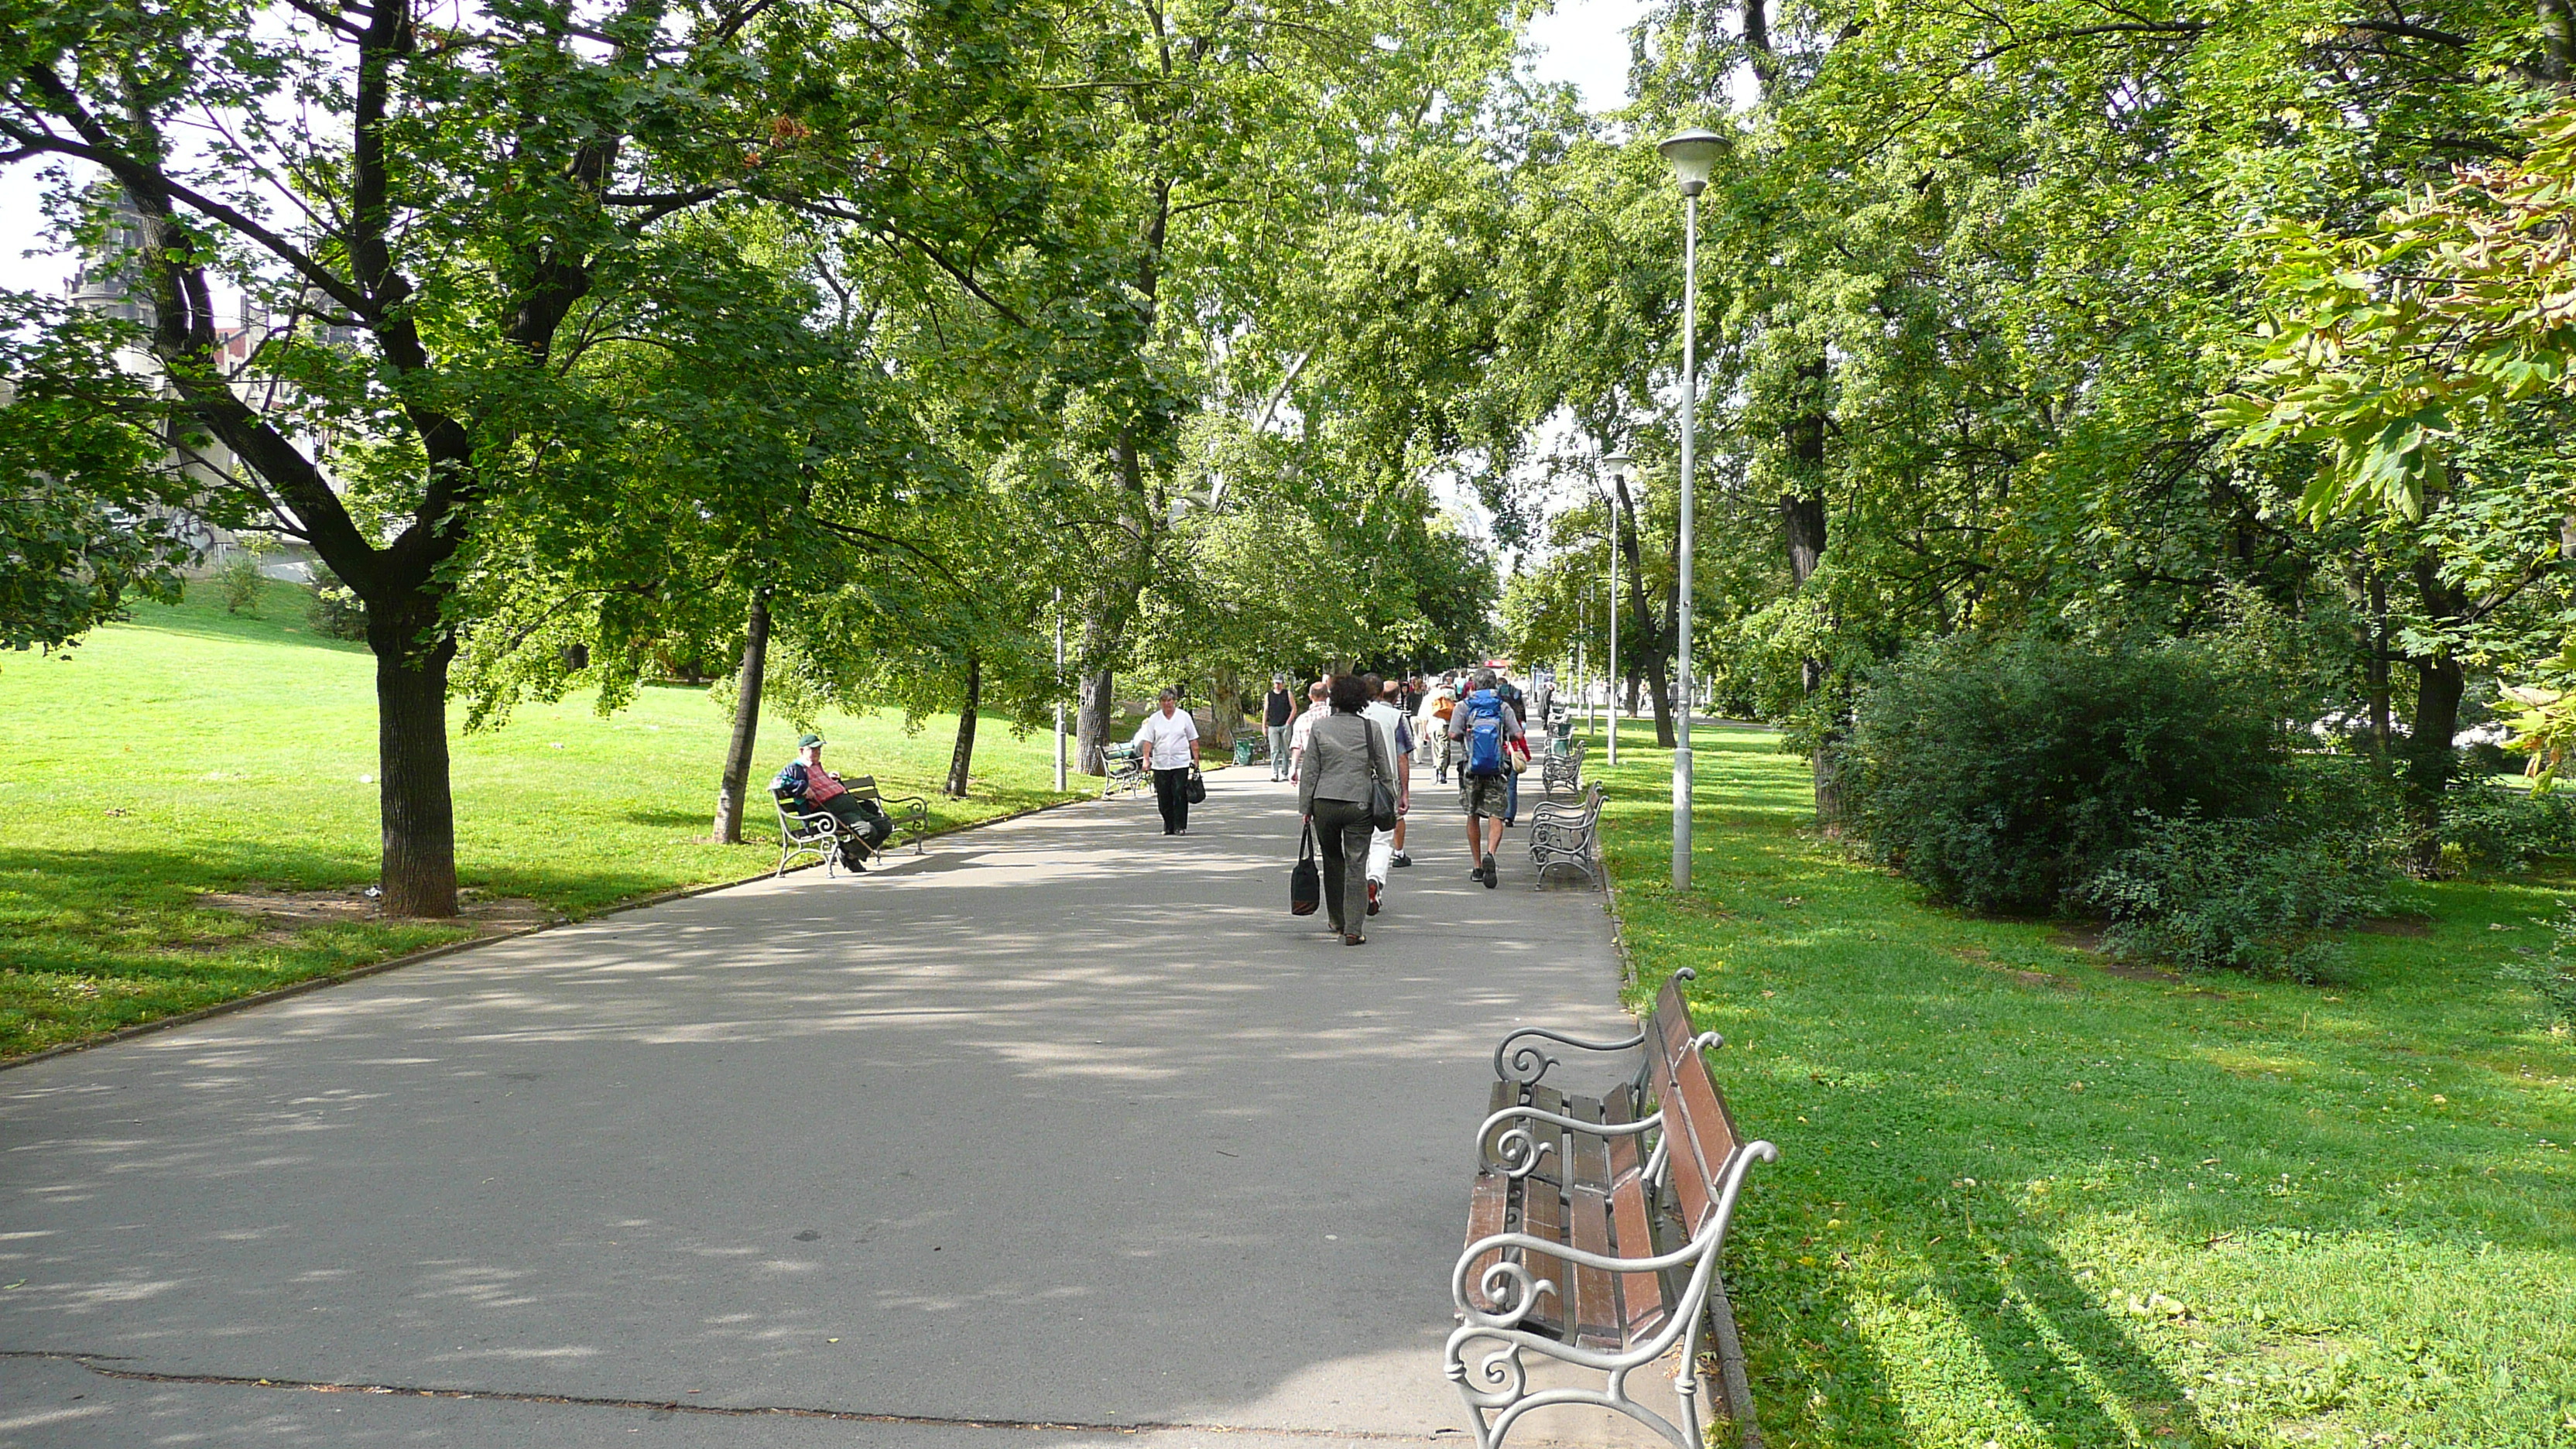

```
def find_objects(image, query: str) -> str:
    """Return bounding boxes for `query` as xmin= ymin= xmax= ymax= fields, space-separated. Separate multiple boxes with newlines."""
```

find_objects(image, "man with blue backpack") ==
xmin=1445 ymin=669 xmax=1526 ymax=888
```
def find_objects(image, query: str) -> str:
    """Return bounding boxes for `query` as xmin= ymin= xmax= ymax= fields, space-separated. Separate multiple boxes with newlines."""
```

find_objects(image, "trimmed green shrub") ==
xmin=2084 ymin=807 xmax=2394 ymax=982
xmin=213 ymin=553 xmax=264 ymax=614
xmin=2501 ymin=906 xmax=2576 ymax=1032
xmin=306 ymin=582 xmax=368 ymax=641
xmin=2440 ymin=776 xmax=2576 ymax=872
xmin=1840 ymin=633 xmax=2293 ymax=913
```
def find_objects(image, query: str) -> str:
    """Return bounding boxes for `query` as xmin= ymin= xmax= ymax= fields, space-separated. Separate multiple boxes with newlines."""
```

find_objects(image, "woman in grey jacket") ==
xmin=1297 ymin=673 xmax=1397 ymax=945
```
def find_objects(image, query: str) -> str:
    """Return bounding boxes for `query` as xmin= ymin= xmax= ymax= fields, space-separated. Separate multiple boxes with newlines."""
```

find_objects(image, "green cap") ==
xmin=797 ymin=732 xmax=826 ymax=749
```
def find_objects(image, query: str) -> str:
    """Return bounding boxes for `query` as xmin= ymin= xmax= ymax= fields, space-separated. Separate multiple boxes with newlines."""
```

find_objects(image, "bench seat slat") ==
xmin=1464 ymin=1169 xmax=1512 ymax=1315
xmin=1563 ymin=1094 xmax=1623 ymax=1349
xmin=1514 ymin=1083 xmax=1569 ymax=1340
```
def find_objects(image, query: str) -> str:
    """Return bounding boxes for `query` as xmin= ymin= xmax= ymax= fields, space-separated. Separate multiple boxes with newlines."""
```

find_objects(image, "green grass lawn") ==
xmin=0 ymin=580 xmax=1081 ymax=1058
xmin=1574 ymin=719 xmax=2576 ymax=1449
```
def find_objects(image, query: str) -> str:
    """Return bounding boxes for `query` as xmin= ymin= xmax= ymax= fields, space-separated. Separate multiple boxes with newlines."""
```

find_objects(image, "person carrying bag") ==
xmin=1295 ymin=674 xmax=1398 ymax=945
xmin=1290 ymin=822 xmax=1321 ymax=916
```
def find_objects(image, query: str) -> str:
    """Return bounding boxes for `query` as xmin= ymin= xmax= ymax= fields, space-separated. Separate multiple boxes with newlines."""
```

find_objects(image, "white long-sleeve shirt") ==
xmin=1132 ymin=707 xmax=1200 ymax=769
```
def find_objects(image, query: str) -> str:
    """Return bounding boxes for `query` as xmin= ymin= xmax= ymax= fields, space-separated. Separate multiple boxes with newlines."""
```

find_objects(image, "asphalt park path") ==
xmin=1 ymin=762 xmax=1655 ymax=1447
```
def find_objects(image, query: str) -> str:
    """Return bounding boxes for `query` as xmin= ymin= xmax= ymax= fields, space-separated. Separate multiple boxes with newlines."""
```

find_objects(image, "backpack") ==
xmin=1463 ymin=690 xmax=1506 ymax=777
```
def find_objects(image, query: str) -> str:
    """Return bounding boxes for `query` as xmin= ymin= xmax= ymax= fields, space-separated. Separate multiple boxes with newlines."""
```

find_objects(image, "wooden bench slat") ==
xmin=1464 ymin=1169 xmax=1512 ymax=1314
xmin=1563 ymin=1095 xmax=1622 ymax=1348
xmin=1479 ymin=1077 xmax=1519 ymax=1170
xmin=1518 ymin=1087 xmax=1569 ymax=1341
xmin=1603 ymin=1089 xmax=1671 ymax=1343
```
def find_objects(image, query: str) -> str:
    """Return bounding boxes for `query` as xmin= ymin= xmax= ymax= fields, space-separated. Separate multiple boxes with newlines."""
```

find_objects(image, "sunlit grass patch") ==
xmin=0 ymin=581 xmax=1081 ymax=1057
xmin=1574 ymin=718 xmax=2576 ymax=1447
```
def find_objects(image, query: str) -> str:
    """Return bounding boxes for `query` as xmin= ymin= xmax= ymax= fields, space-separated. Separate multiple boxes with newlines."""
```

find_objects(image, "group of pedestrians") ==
xmin=1273 ymin=666 xmax=1530 ymax=943
xmin=1139 ymin=666 xmax=1536 ymax=944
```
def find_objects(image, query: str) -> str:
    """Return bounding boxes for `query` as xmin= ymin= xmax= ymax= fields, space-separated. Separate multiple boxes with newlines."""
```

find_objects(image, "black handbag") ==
xmin=1290 ymin=821 xmax=1321 ymax=916
xmin=1366 ymin=731 xmax=1399 ymax=831
xmin=1185 ymin=766 xmax=1207 ymax=805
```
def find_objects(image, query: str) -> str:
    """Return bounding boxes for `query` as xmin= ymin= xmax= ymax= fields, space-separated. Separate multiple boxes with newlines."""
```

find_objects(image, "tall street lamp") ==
xmin=1601 ymin=449 xmax=1632 ymax=769
xmin=1658 ymin=126 xmax=1728 ymax=892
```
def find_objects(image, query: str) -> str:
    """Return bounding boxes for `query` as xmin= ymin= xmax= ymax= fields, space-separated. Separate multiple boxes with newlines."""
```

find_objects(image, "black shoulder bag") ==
xmin=1366 ymin=728 xmax=1399 ymax=832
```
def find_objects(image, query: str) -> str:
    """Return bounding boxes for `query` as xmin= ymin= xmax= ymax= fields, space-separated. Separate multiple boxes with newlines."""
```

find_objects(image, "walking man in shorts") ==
xmin=1447 ymin=669 xmax=1523 ymax=888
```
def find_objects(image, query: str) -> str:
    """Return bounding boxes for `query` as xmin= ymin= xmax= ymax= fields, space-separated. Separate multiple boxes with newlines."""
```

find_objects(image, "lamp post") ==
xmin=1658 ymin=127 xmax=1728 ymax=892
xmin=1601 ymin=449 xmax=1632 ymax=769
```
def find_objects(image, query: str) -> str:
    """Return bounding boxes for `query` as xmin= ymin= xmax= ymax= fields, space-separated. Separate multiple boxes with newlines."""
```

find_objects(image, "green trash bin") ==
xmin=1234 ymin=738 xmax=1259 ymax=767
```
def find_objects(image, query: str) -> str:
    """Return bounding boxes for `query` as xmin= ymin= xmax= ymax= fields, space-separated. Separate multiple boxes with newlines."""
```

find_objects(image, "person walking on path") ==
xmin=1361 ymin=677 xmax=1415 ymax=909
xmin=1133 ymin=688 xmax=1202 ymax=835
xmin=1423 ymin=680 xmax=1458 ymax=783
xmin=1287 ymin=678 xmax=1329 ymax=780
xmin=1297 ymin=674 xmax=1397 ymax=945
xmin=1448 ymin=669 xmax=1524 ymax=887
xmin=1492 ymin=670 xmax=1530 ymax=827
xmin=1262 ymin=674 xmax=1297 ymax=781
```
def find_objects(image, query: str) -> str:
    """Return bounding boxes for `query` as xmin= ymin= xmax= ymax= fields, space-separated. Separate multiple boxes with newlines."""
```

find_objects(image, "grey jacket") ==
xmin=1298 ymin=712 xmax=1394 ymax=813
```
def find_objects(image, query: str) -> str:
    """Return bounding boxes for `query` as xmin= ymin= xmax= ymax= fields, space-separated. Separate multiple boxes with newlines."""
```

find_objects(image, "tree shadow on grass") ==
xmin=1738 ymin=1221 xmax=2218 ymax=1448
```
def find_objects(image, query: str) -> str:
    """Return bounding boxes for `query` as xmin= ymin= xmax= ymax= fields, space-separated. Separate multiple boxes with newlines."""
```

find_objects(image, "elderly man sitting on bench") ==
xmin=772 ymin=732 xmax=892 ymax=869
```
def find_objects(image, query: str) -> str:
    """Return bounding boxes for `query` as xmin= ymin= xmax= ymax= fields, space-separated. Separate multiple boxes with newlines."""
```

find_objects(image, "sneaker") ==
xmin=1391 ymin=851 xmax=1412 ymax=868
xmin=1367 ymin=881 xmax=1382 ymax=916
xmin=1480 ymin=856 xmax=1498 ymax=889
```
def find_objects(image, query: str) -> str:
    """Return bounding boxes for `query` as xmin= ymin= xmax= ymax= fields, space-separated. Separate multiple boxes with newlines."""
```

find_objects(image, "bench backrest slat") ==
xmin=1645 ymin=981 xmax=1745 ymax=1235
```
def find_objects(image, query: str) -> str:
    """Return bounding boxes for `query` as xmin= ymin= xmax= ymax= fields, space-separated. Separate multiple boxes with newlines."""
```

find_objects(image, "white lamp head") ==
xmin=1657 ymin=128 xmax=1731 ymax=197
xmin=1602 ymin=450 xmax=1633 ymax=479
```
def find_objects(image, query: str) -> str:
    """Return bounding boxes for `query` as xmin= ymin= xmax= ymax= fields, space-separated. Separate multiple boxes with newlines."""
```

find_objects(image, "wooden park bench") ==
xmin=1101 ymin=741 xmax=1149 ymax=798
xmin=771 ymin=775 xmax=930 ymax=878
xmin=1541 ymin=739 xmax=1585 ymax=798
xmin=1449 ymin=968 xmax=1777 ymax=1449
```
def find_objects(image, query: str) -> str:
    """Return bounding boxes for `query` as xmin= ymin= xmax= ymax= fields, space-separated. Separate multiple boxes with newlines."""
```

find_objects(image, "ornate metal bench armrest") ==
xmin=1478 ymin=1103 xmax=1663 ymax=1177
xmin=1528 ymin=820 xmax=1594 ymax=848
xmin=1451 ymin=1208 xmax=1748 ymax=1331
xmin=1492 ymin=968 xmax=1691 ymax=1084
xmin=1492 ymin=1026 xmax=1642 ymax=1084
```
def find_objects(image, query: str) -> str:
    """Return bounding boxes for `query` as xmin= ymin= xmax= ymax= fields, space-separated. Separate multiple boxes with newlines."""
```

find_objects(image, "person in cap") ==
xmin=770 ymin=733 xmax=892 ymax=869
xmin=1262 ymin=673 xmax=1297 ymax=782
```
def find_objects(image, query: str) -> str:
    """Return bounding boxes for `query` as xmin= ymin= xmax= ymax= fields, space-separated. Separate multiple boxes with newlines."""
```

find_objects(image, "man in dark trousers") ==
xmin=1263 ymin=673 xmax=1296 ymax=781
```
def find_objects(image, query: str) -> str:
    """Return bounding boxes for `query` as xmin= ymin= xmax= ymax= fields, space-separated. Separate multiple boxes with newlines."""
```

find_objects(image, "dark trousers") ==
xmin=1505 ymin=768 xmax=1519 ymax=824
xmin=1153 ymin=766 xmax=1191 ymax=833
xmin=1310 ymin=796 xmax=1375 ymax=934
xmin=817 ymin=795 xmax=888 ymax=855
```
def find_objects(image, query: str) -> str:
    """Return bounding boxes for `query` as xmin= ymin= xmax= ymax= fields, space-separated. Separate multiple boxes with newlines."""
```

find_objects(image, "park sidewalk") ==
xmin=0 ymin=765 xmax=1670 ymax=1448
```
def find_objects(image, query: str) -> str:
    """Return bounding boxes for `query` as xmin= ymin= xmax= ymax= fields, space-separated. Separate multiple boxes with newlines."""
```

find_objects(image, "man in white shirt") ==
xmin=1360 ymin=673 xmax=1413 ymax=915
xmin=1286 ymin=679 xmax=1329 ymax=781
xmin=1132 ymin=688 xmax=1202 ymax=834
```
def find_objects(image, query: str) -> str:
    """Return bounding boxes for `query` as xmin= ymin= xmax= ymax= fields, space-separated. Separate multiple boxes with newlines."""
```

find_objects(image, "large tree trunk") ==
xmin=946 ymin=653 xmax=981 ymax=799
xmin=2406 ymin=653 xmax=2465 ymax=873
xmin=2403 ymin=558 xmax=2472 ymax=873
xmin=713 ymin=587 xmax=770 ymax=843
xmin=2540 ymin=0 xmax=2574 ymax=87
xmin=370 ymin=599 xmax=459 ymax=918
xmin=1641 ymin=649 xmax=1675 ymax=750
xmin=2367 ymin=570 xmax=2392 ymax=751
xmin=1077 ymin=665 xmax=1115 ymax=776
xmin=1208 ymin=666 xmax=1241 ymax=750
xmin=1610 ymin=473 xmax=1677 ymax=748
xmin=1783 ymin=474 xmax=1839 ymax=832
